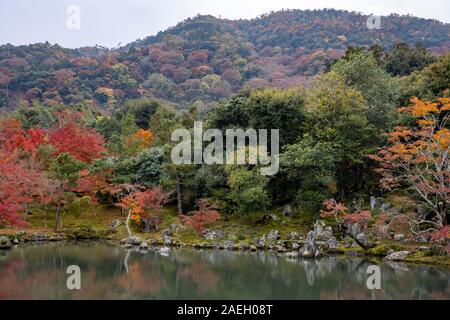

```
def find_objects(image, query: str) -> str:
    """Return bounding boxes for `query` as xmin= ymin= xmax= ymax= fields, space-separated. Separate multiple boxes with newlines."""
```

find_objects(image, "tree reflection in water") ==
xmin=0 ymin=242 xmax=448 ymax=299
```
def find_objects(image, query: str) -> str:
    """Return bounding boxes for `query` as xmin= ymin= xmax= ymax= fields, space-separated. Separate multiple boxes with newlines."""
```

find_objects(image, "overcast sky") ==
xmin=1 ymin=0 xmax=449 ymax=48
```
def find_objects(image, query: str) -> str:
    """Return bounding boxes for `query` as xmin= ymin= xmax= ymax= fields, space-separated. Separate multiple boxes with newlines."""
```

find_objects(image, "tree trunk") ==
xmin=54 ymin=203 xmax=60 ymax=232
xmin=22 ymin=203 xmax=29 ymax=221
xmin=44 ymin=204 xmax=48 ymax=228
xmin=337 ymin=182 xmax=345 ymax=201
xmin=336 ymin=166 xmax=346 ymax=201
xmin=125 ymin=209 xmax=132 ymax=238
xmin=354 ymin=164 xmax=364 ymax=191
xmin=176 ymin=173 xmax=183 ymax=216
xmin=59 ymin=210 xmax=65 ymax=230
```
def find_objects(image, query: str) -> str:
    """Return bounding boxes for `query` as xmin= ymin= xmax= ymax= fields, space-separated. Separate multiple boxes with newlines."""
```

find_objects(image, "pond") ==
xmin=0 ymin=242 xmax=448 ymax=299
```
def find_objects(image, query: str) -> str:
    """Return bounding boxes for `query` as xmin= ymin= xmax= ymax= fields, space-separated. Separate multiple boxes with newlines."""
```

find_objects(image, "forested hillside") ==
xmin=1 ymin=9 xmax=449 ymax=111
xmin=1 ymin=7 xmax=450 ymax=264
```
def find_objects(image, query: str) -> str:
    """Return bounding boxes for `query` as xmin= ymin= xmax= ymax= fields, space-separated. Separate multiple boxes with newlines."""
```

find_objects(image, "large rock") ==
xmin=393 ymin=234 xmax=405 ymax=241
xmin=299 ymin=230 xmax=318 ymax=258
xmin=48 ymin=234 xmax=65 ymax=242
xmin=139 ymin=242 xmax=149 ymax=250
xmin=0 ymin=236 xmax=12 ymax=250
xmin=32 ymin=233 xmax=48 ymax=241
xmin=348 ymin=223 xmax=362 ymax=238
xmin=170 ymin=223 xmax=187 ymax=234
xmin=288 ymin=232 xmax=299 ymax=241
xmin=384 ymin=251 xmax=410 ymax=261
xmin=121 ymin=236 xmax=142 ymax=245
xmin=164 ymin=235 xmax=172 ymax=246
xmin=110 ymin=219 xmax=121 ymax=229
xmin=267 ymin=230 xmax=280 ymax=242
xmin=255 ymin=235 xmax=266 ymax=248
xmin=299 ymin=220 xmax=339 ymax=257
xmin=283 ymin=205 xmax=294 ymax=217
xmin=203 ymin=230 xmax=216 ymax=240
xmin=262 ymin=214 xmax=279 ymax=223
xmin=327 ymin=237 xmax=339 ymax=250
xmin=355 ymin=232 xmax=373 ymax=248
xmin=270 ymin=214 xmax=279 ymax=221
xmin=129 ymin=236 xmax=142 ymax=245
xmin=223 ymin=240 xmax=235 ymax=250
xmin=414 ymin=235 xmax=428 ymax=243
xmin=203 ymin=229 xmax=224 ymax=241
xmin=315 ymin=222 xmax=334 ymax=241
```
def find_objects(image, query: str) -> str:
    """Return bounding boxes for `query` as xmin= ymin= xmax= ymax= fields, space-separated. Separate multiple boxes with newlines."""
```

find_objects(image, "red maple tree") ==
xmin=181 ymin=199 xmax=221 ymax=236
xmin=49 ymin=122 xmax=106 ymax=163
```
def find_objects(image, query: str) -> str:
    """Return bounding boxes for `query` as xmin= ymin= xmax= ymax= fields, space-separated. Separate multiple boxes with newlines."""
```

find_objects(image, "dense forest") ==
xmin=0 ymin=9 xmax=449 ymax=255
xmin=1 ymin=9 xmax=449 ymax=111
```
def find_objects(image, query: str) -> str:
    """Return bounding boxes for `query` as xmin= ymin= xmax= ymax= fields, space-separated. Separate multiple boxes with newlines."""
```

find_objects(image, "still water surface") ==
xmin=0 ymin=242 xmax=448 ymax=299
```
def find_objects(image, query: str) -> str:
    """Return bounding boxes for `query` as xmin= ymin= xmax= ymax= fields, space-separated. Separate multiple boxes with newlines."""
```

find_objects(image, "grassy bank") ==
xmin=0 ymin=204 xmax=449 ymax=268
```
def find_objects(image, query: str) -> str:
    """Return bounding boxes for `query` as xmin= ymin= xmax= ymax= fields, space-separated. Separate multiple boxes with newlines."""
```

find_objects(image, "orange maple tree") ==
xmin=123 ymin=129 xmax=154 ymax=155
xmin=119 ymin=186 xmax=168 ymax=237
xmin=370 ymin=97 xmax=450 ymax=233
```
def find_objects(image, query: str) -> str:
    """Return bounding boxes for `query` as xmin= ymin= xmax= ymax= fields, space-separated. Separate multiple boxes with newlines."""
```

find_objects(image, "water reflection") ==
xmin=0 ymin=242 xmax=448 ymax=299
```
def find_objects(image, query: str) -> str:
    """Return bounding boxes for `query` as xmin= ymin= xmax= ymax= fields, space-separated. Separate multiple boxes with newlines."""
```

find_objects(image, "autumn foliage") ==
xmin=123 ymin=128 xmax=154 ymax=155
xmin=49 ymin=119 xmax=106 ymax=163
xmin=2 ymin=11 xmax=445 ymax=111
xmin=430 ymin=225 xmax=450 ymax=242
xmin=370 ymin=97 xmax=450 ymax=230
xmin=181 ymin=199 xmax=221 ymax=236
xmin=119 ymin=187 xmax=169 ymax=236
xmin=320 ymin=198 xmax=371 ymax=228
xmin=0 ymin=113 xmax=107 ymax=227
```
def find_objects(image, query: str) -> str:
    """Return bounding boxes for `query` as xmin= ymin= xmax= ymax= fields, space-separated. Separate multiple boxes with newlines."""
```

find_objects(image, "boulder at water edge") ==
xmin=0 ymin=236 xmax=12 ymax=250
xmin=384 ymin=251 xmax=410 ymax=261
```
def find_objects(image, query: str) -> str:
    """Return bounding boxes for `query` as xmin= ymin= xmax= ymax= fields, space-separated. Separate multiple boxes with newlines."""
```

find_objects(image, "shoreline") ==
xmin=1 ymin=227 xmax=449 ymax=268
